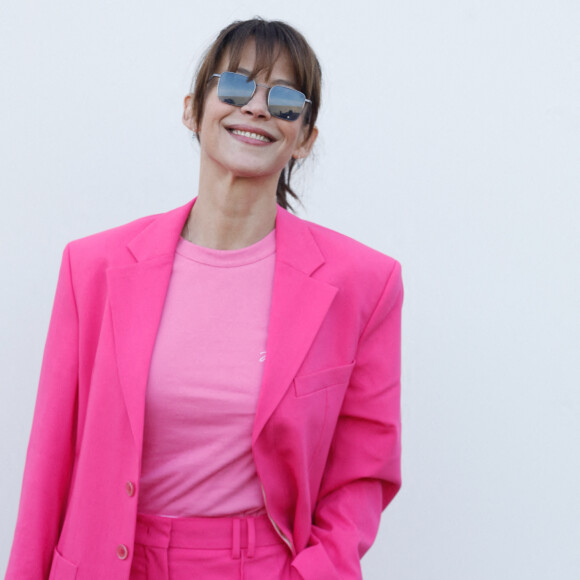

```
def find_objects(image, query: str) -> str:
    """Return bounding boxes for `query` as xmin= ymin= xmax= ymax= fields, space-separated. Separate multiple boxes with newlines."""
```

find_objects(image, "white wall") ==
xmin=1 ymin=1 xmax=578 ymax=578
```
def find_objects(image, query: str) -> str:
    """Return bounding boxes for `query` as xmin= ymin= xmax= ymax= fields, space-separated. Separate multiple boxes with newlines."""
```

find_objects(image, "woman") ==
xmin=7 ymin=18 xmax=403 ymax=580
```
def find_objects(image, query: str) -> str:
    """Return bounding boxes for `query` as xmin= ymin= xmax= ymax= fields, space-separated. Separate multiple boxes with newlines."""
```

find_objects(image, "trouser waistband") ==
xmin=135 ymin=513 xmax=282 ymax=559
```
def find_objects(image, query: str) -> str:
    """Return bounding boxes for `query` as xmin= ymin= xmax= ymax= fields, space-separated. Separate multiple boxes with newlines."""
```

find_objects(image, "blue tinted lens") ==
xmin=217 ymin=72 xmax=255 ymax=106
xmin=268 ymin=86 xmax=306 ymax=121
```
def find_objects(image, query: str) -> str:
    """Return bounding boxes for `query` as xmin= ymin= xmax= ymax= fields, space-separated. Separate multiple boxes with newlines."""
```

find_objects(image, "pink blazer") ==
xmin=7 ymin=199 xmax=403 ymax=580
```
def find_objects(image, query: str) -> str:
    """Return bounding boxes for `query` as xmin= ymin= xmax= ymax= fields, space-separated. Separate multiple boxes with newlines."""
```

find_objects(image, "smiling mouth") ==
xmin=229 ymin=129 xmax=273 ymax=143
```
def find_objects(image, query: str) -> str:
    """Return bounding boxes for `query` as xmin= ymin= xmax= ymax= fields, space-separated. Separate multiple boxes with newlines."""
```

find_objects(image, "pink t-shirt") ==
xmin=137 ymin=231 xmax=276 ymax=517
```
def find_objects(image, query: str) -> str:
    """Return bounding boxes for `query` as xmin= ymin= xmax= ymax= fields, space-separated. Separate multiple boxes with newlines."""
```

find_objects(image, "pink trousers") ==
xmin=129 ymin=513 xmax=296 ymax=580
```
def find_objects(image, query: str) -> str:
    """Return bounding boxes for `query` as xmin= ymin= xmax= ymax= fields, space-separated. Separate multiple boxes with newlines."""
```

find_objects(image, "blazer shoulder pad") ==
xmin=302 ymin=218 xmax=400 ymax=277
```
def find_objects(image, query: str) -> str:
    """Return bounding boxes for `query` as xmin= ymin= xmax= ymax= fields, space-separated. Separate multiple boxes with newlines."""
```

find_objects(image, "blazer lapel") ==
xmin=253 ymin=207 xmax=338 ymax=442
xmin=105 ymin=199 xmax=337 ymax=449
xmin=107 ymin=200 xmax=194 ymax=449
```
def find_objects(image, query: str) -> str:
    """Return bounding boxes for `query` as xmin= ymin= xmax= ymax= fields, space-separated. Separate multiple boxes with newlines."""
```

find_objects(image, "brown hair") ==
xmin=188 ymin=18 xmax=322 ymax=210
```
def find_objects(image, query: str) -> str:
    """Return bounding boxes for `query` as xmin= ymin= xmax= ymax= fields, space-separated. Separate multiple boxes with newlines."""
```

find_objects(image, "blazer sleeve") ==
xmin=291 ymin=260 xmax=403 ymax=580
xmin=6 ymin=244 xmax=79 ymax=580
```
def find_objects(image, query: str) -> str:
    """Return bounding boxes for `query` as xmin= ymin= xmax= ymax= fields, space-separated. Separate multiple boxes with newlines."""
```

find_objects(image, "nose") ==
xmin=240 ymin=84 xmax=271 ymax=119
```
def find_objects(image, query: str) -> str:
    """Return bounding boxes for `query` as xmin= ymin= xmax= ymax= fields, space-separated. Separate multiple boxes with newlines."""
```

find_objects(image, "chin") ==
xmin=229 ymin=161 xmax=287 ymax=180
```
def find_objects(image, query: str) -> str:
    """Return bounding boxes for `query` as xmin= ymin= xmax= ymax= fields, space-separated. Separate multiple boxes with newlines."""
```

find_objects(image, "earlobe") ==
xmin=182 ymin=94 xmax=198 ymax=133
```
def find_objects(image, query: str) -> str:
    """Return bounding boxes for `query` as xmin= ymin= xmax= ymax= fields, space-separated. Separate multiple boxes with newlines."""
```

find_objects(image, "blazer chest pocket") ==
xmin=294 ymin=361 xmax=356 ymax=397
xmin=49 ymin=548 xmax=78 ymax=580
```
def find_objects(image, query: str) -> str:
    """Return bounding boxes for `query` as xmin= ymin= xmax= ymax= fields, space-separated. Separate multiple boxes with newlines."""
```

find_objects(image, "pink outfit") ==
xmin=7 ymin=199 xmax=403 ymax=580
xmin=139 ymin=233 xmax=275 ymax=517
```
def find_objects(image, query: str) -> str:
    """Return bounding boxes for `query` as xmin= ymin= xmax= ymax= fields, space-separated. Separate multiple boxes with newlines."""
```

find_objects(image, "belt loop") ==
xmin=232 ymin=518 xmax=241 ymax=559
xmin=167 ymin=516 xmax=175 ymax=549
xmin=247 ymin=518 xmax=256 ymax=559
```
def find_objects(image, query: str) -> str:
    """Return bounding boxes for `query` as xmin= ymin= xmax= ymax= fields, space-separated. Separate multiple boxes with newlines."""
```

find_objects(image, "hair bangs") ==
xmin=224 ymin=24 xmax=300 ymax=90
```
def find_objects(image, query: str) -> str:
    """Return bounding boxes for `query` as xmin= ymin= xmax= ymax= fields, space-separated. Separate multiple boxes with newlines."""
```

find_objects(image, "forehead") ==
xmin=218 ymin=39 xmax=298 ymax=85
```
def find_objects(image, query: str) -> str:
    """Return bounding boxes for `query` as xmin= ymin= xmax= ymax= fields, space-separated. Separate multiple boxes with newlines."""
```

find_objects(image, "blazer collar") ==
xmin=125 ymin=198 xmax=325 ymax=276
xmin=127 ymin=199 xmax=195 ymax=263
xmin=274 ymin=204 xmax=326 ymax=276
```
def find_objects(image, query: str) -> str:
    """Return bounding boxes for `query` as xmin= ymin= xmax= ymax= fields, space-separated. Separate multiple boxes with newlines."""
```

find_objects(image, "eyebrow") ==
xmin=236 ymin=67 xmax=298 ymax=90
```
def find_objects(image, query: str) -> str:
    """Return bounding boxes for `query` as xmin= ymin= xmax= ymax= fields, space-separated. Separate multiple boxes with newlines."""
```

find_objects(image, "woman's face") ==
xmin=183 ymin=41 xmax=317 ymax=183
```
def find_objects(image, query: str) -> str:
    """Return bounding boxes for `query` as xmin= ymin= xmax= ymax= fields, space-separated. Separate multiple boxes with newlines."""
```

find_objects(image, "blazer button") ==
xmin=125 ymin=481 xmax=135 ymax=497
xmin=116 ymin=544 xmax=129 ymax=560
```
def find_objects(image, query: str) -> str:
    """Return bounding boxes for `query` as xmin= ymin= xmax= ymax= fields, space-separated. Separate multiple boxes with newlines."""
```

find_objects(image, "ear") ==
xmin=182 ymin=94 xmax=198 ymax=133
xmin=292 ymin=126 xmax=318 ymax=160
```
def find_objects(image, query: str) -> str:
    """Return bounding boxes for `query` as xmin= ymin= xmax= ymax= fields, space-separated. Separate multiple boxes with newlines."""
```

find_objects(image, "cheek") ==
xmin=197 ymin=95 xmax=229 ymax=132
xmin=281 ymin=127 xmax=302 ymax=153
xmin=292 ymin=123 xmax=311 ymax=149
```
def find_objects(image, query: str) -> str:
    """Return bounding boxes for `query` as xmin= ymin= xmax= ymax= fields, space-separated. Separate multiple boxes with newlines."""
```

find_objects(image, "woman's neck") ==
xmin=184 ymin=172 xmax=278 ymax=250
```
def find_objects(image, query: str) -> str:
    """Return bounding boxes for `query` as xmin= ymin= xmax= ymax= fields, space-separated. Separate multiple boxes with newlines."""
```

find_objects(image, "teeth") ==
xmin=231 ymin=129 xmax=271 ymax=142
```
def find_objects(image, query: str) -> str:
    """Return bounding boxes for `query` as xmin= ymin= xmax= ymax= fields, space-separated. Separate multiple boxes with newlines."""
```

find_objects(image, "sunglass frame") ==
xmin=210 ymin=72 xmax=311 ymax=122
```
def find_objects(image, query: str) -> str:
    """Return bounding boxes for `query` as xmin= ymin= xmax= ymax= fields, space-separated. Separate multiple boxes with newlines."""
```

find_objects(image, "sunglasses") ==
xmin=210 ymin=71 xmax=311 ymax=122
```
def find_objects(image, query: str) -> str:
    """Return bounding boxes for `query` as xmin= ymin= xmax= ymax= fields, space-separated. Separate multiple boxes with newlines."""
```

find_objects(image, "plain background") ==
xmin=1 ymin=1 xmax=579 ymax=578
